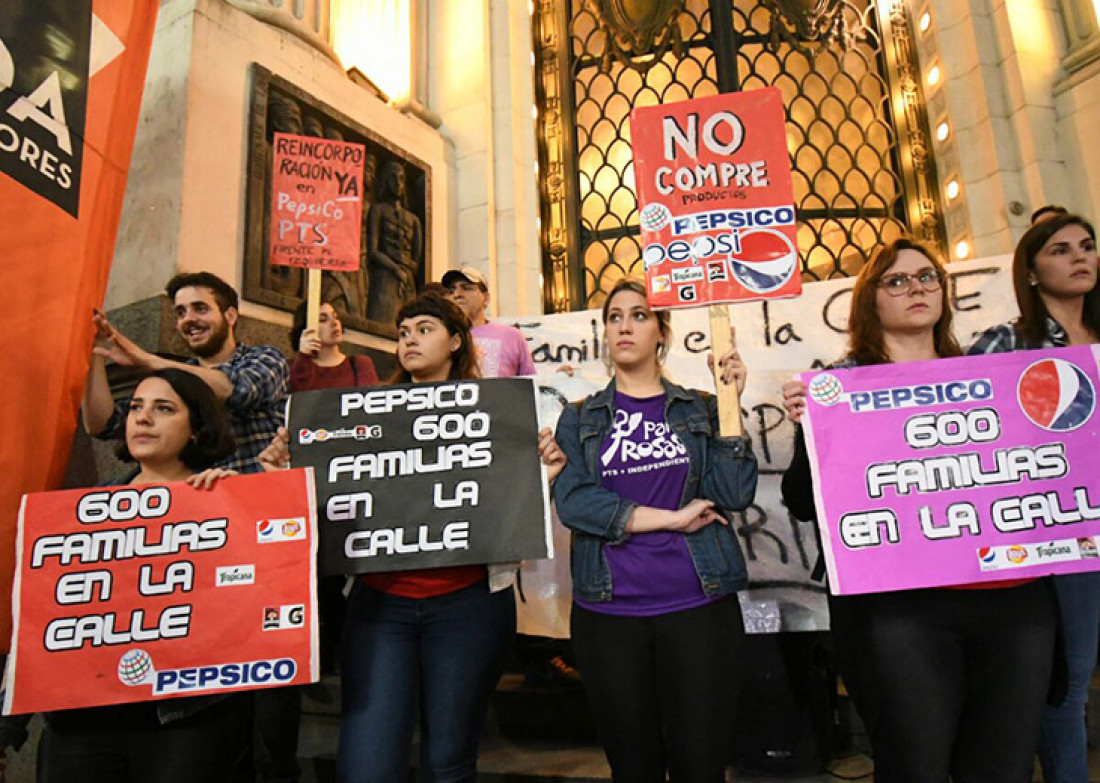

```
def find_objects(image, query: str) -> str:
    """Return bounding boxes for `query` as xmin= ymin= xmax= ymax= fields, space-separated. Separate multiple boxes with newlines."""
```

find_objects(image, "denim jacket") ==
xmin=552 ymin=378 xmax=758 ymax=603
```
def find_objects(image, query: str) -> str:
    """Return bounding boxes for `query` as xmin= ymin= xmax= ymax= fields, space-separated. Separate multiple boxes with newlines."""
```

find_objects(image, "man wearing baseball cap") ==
xmin=442 ymin=267 xmax=536 ymax=378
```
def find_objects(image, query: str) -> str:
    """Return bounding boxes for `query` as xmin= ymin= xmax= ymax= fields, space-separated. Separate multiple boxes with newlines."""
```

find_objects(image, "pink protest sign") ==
xmin=802 ymin=346 xmax=1100 ymax=595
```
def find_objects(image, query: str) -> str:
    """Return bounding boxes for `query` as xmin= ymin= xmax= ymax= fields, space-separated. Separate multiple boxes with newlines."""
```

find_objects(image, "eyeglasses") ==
xmin=877 ymin=268 xmax=944 ymax=296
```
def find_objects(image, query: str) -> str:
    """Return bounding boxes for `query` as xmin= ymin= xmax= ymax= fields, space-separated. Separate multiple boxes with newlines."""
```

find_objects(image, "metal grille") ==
xmin=534 ymin=0 xmax=945 ymax=311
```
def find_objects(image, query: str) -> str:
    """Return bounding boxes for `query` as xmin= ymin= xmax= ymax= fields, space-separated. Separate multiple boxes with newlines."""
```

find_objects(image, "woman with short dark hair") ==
xmin=38 ymin=368 xmax=248 ymax=783
xmin=262 ymin=292 xmax=564 ymax=783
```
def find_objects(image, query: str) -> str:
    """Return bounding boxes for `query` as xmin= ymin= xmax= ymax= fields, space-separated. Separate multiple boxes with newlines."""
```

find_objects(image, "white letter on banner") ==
xmin=433 ymin=480 xmax=479 ymax=509
xmin=662 ymin=114 xmax=697 ymax=160
xmin=918 ymin=503 xmax=980 ymax=540
xmin=327 ymin=492 xmax=373 ymax=521
xmin=7 ymin=71 xmax=72 ymax=154
xmin=56 ymin=571 xmax=112 ymax=604
xmin=702 ymin=110 xmax=744 ymax=157
xmin=839 ymin=509 xmax=899 ymax=548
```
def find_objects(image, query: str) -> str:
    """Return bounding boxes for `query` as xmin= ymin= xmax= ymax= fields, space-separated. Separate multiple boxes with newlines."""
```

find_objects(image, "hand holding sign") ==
xmin=258 ymin=427 xmax=292 ymax=472
xmin=298 ymin=327 xmax=322 ymax=357
xmin=782 ymin=378 xmax=808 ymax=424
xmin=706 ymin=319 xmax=746 ymax=436
xmin=708 ymin=325 xmax=747 ymax=391
xmin=537 ymin=426 xmax=566 ymax=483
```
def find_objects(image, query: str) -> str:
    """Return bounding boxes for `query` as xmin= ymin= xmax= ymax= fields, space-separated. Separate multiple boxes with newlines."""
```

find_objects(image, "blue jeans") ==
xmin=336 ymin=579 xmax=515 ymax=783
xmin=1039 ymin=572 xmax=1100 ymax=783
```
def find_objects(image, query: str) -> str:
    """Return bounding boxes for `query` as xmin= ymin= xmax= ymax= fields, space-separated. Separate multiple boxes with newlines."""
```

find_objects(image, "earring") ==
xmin=1028 ymin=278 xmax=1038 ymax=287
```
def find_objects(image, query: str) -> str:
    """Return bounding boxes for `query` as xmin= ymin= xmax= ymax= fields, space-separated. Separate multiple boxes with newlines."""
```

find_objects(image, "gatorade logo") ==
xmin=1017 ymin=358 xmax=1095 ymax=432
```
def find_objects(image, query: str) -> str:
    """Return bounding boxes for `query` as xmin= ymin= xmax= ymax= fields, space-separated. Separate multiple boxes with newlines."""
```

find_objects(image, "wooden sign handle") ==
xmin=708 ymin=304 xmax=743 ymax=437
xmin=306 ymin=269 xmax=322 ymax=333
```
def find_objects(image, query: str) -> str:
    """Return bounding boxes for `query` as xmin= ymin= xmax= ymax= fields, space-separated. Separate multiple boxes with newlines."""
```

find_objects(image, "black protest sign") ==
xmin=0 ymin=2 xmax=90 ymax=217
xmin=288 ymin=378 xmax=551 ymax=575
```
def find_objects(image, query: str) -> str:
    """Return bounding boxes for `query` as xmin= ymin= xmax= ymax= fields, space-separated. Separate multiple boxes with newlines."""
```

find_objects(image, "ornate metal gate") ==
xmin=534 ymin=0 xmax=944 ymax=311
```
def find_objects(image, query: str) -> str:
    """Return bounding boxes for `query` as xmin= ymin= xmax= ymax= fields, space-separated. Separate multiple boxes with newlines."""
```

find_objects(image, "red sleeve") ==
xmin=354 ymin=355 xmax=381 ymax=387
xmin=290 ymin=352 xmax=319 ymax=393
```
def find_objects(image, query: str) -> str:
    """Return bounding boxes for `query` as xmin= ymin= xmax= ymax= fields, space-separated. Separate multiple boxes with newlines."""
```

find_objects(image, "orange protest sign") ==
xmin=4 ymin=469 xmax=319 ymax=715
xmin=0 ymin=1 xmax=159 ymax=649
xmin=270 ymin=132 xmax=365 ymax=271
xmin=631 ymin=87 xmax=800 ymax=308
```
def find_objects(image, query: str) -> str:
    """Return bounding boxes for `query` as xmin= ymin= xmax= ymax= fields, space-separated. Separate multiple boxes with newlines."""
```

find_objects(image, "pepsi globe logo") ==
xmin=118 ymin=648 xmax=154 ymax=686
xmin=808 ymin=373 xmax=843 ymax=406
xmin=728 ymin=228 xmax=798 ymax=294
xmin=978 ymin=547 xmax=996 ymax=565
xmin=1017 ymin=358 xmax=1096 ymax=432
xmin=639 ymin=203 xmax=672 ymax=232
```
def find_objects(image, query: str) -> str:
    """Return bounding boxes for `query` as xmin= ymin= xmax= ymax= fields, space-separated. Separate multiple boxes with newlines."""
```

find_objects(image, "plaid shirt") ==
xmin=966 ymin=317 xmax=1066 ymax=355
xmin=101 ymin=344 xmax=290 ymax=474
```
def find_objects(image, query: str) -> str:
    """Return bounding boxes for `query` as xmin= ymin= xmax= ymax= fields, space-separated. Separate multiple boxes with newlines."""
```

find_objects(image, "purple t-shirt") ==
xmin=575 ymin=392 xmax=714 ymax=616
xmin=472 ymin=321 xmax=536 ymax=378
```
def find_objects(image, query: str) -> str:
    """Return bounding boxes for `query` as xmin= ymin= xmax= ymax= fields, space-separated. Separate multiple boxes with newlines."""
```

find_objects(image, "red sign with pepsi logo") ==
xmin=631 ymin=87 xmax=800 ymax=308
xmin=4 ymin=469 xmax=319 ymax=714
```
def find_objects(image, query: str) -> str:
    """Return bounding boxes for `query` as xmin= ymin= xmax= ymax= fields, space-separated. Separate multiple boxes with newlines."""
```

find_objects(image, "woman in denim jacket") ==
xmin=553 ymin=278 xmax=758 ymax=782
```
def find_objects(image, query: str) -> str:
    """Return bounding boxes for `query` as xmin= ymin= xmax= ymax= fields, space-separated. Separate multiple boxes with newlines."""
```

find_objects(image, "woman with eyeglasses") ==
xmin=968 ymin=213 xmax=1098 ymax=783
xmin=781 ymin=238 xmax=1056 ymax=782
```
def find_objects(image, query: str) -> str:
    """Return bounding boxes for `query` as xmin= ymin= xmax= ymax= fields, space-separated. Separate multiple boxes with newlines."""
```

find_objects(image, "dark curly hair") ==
xmin=118 ymin=368 xmax=236 ymax=471
xmin=390 ymin=293 xmax=480 ymax=383
xmin=165 ymin=272 xmax=239 ymax=313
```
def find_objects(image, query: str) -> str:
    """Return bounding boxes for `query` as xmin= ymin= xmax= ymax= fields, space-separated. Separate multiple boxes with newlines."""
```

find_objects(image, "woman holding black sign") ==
xmin=780 ymin=238 xmax=1057 ymax=782
xmin=264 ymin=292 xmax=564 ymax=783
xmin=968 ymin=213 xmax=1098 ymax=783
xmin=552 ymin=278 xmax=758 ymax=782
xmin=36 ymin=368 xmax=249 ymax=783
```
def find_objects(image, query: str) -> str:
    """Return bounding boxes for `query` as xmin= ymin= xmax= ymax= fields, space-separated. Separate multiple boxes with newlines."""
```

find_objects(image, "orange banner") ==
xmin=5 ymin=469 xmax=318 ymax=714
xmin=0 ymin=2 xmax=159 ymax=647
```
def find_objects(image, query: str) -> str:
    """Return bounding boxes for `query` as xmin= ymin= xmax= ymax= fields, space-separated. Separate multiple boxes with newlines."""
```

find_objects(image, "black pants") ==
xmin=39 ymin=694 xmax=251 ymax=783
xmin=571 ymin=596 xmax=745 ymax=783
xmin=833 ymin=580 xmax=1056 ymax=783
